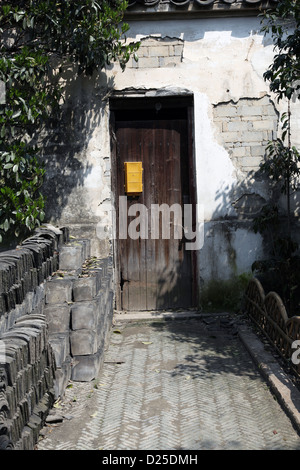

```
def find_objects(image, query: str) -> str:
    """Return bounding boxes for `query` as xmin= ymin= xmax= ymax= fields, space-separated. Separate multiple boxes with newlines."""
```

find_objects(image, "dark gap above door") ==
xmin=110 ymin=95 xmax=193 ymax=122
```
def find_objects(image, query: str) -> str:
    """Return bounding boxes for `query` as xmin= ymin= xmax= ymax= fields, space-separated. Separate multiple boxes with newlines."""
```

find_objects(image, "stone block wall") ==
xmin=130 ymin=36 xmax=184 ymax=68
xmin=44 ymin=249 xmax=114 ymax=392
xmin=213 ymin=95 xmax=278 ymax=173
xmin=0 ymin=226 xmax=114 ymax=449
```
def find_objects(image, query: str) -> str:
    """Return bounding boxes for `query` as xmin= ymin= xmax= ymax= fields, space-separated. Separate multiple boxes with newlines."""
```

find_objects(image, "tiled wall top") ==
xmin=126 ymin=0 xmax=277 ymax=17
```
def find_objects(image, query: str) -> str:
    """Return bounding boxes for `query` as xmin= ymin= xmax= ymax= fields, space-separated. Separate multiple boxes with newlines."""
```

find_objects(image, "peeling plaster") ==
xmin=138 ymin=34 xmax=184 ymax=43
xmin=44 ymin=15 xmax=298 ymax=278
xmin=194 ymin=92 xmax=238 ymax=221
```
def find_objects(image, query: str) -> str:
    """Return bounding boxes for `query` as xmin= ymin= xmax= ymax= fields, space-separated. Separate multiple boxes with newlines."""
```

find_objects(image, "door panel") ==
xmin=115 ymin=118 xmax=194 ymax=311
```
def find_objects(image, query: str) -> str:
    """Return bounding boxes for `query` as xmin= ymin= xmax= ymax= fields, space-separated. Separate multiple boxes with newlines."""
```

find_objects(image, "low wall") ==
xmin=45 ymin=245 xmax=114 ymax=394
xmin=244 ymin=277 xmax=300 ymax=376
xmin=0 ymin=225 xmax=114 ymax=450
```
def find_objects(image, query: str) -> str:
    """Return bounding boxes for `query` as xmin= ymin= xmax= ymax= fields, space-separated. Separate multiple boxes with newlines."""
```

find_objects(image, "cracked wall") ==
xmin=43 ymin=16 xmax=300 ymax=290
xmin=129 ymin=36 xmax=184 ymax=68
xmin=213 ymin=96 xmax=278 ymax=174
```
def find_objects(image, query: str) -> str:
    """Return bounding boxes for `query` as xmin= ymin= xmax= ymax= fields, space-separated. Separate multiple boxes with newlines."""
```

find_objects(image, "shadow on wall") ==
xmin=153 ymin=147 xmax=300 ymax=314
xmin=40 ymin=68 xmax=115 ymax=225
xmin=199 ymin=171 xmax=270 ymax=312
xmin=199 ymin=165 xmax=300 ymax=313
xmin=152 ymin=169 xmax=300 ymax=314
xmin=127 ymin=14 xmax=269 ymax=43
xmin=192 ymin=94 xmax=299 ymax=313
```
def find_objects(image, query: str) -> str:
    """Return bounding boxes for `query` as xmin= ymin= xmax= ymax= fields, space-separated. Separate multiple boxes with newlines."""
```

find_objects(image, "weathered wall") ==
xmin=41 ymin=15 xmax=300 ymax=300
xmin=40 ymin=72 xmax=113 ymax=258
xmin=45 ymin=247 xmax=114 ymax=389
xmin=0 ymin=226 xmax=114 ymax=449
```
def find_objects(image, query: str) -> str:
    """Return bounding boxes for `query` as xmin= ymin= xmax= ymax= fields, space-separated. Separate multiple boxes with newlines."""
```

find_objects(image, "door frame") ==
xmin=109 ymin=93 xmax=198 ymax=311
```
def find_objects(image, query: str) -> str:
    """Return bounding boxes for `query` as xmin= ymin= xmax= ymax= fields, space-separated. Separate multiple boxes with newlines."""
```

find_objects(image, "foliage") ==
xmin=252 ymin=202 xmax=300 ymax=314
xmin=260 ymin=0 xmax=300 ymax=101
xmin=0 ymin=42 xmax=60 ymax=243
xmin=262 ymin=116 xmax=300 ymax=195
xmin=0 ymin=0 xmax=139 ymax=245
xmin=253 ymin=0 xmax=300 ymax=314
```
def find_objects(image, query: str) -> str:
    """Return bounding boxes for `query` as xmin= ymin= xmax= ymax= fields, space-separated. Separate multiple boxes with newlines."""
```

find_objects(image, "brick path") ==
xmin=37 ymin=314 xmax=300 ymax=450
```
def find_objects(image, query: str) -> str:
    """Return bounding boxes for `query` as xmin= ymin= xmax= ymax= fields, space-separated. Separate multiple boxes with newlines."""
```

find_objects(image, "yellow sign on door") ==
xmin=124 ymin=162 xmax=143 ymax=195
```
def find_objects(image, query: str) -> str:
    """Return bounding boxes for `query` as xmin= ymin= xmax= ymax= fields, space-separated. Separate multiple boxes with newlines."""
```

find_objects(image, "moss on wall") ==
xmin=199 ymin=272 xmax=252 ymax=313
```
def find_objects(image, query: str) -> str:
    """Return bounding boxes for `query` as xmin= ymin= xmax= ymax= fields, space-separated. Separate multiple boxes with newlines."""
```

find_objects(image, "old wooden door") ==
xmin=113 ymin=105 xmax=195 ymax=311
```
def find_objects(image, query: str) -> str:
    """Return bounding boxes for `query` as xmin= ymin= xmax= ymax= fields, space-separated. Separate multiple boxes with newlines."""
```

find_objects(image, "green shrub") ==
xmin=200 ymin=273 xmax=253 ymax=313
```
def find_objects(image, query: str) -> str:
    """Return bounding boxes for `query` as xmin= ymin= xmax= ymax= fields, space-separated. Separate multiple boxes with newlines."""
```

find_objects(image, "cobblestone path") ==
xmin=37 ymin=315 xmax=300 ymax=450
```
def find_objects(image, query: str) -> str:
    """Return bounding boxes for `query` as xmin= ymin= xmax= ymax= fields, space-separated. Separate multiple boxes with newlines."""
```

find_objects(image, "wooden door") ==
xmin=114 ymin=114 xmax=195 ymax=311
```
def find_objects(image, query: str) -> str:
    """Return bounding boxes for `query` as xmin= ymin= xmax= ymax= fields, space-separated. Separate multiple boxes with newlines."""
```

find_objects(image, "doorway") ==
xmin=110 ymin=96 xmax=197 ymax=311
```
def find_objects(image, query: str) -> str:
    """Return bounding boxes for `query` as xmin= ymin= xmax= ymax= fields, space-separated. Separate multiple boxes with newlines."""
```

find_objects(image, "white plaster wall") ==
xmin=106 ymin=15 xmax=277 ymax=225
xmin=105 ymin=16 xmax=278 ymax=281
xmin=53 ymin=15 xmax=300 ymax=284
xmin=199 ymin=222 xmax=264 ymax=281
xmin=193 ymin=92 xmax=238 ymax=221
xmin=109 ymin=17 xmax=272 ymax=102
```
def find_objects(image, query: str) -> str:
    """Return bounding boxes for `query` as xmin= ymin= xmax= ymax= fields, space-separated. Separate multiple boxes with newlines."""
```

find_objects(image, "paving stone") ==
xmin=58 ymin=243 xmax=85 ymax=271
xmin=54 ymin=357 xmax=72 ymax=399
xmin=44 ymin=304 xmax=71 ymax=334
xmin=45 ymin=279 xmax=73 ymax=304
xmin=70 ymin=329 xmax=98 ymax=357
xmin=71 ymin=348 xmax=104 ymax=382
xmin=48 ymin=333 xmax=70 ymax=368
xmin=37 ymin=316 xmax=300 ymax=451
xmin=72 ymin=277 xmax=97 ymax=302
xmin=71 ymin=302 xmax=97 ymax=330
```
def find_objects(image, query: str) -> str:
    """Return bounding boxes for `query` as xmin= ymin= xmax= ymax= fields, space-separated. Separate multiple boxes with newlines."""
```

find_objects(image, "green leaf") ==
xmin=25 ymin=216 xmax=31 ymax=228
xmin=12 ymin=110 xmax=21 ymax=119
xmin=3 ymin=219 xmax=9 ymax=232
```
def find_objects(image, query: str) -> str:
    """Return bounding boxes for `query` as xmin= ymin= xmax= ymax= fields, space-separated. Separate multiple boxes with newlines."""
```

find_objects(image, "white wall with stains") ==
xmin=43 ymin=14 xmax=299 ymax=291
